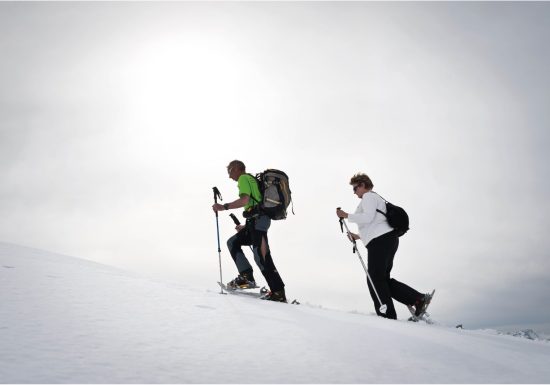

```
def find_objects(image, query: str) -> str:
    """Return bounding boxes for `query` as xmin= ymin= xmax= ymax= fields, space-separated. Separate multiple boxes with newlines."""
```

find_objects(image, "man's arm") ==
xmin=212 ymin=195 xmax=250 ymax=212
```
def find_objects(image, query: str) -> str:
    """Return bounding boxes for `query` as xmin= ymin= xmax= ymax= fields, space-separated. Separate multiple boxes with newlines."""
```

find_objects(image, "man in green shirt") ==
xmin=212 ymin=160 xmax=286 ymax=302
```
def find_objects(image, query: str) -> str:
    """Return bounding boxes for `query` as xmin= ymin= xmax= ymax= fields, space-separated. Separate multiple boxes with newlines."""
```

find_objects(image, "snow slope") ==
xmin=1 ymin=242 xmax=549 ymax=383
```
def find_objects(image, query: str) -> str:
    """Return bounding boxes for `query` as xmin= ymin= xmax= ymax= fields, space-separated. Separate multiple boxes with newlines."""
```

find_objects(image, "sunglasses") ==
xmin=227 ymin=167 xmax=233 ymax=175
xmin=353 ymin=184 xmax=362 ymax=192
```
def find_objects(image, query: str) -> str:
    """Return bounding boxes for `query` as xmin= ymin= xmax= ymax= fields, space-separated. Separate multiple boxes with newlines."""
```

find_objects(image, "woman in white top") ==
xmin=336 ymin=173 xmax=428 ymax=320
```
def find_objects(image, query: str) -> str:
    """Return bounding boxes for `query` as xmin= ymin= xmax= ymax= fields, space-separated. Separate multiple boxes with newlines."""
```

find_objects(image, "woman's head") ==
xmin=350 ymin=173 xmax=373 ymax=197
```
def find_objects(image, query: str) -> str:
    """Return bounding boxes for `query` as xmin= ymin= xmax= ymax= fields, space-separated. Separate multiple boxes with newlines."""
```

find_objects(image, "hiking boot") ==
xmin=260 ymin=289 xmax=287 ymax=303
xmin=226 ymin=274 xmax=257 ymax=289
xmin=413 ymin=293 xmax=433 ymax=317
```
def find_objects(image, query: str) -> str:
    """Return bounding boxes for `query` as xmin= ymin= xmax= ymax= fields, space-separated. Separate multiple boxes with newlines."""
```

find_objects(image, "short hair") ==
xmin=350 ymin=173 xmax=374 ymax=190
xmin=227 ymin=160 xmax=246 ymax=172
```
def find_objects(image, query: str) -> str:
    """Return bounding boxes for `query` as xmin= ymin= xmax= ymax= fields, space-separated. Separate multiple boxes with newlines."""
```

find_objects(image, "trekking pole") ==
xmin=229 ymin=214 xmax=253 ymax=251
xmin=229 ymin=213 xmax=240 ymax=226
xmin=337 ymin=208 xmax=387 ymax=314
xmin=213 ymin=187 xmax=225 ymax=294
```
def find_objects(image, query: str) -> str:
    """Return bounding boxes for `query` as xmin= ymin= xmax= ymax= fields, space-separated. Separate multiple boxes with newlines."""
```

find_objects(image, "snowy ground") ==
xmin=1 ymin=242 xmax=549 ymax=383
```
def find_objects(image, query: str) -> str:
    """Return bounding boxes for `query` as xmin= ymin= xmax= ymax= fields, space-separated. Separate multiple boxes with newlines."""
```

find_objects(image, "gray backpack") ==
xmin=251 ymin=169 xmax=293 ymax=220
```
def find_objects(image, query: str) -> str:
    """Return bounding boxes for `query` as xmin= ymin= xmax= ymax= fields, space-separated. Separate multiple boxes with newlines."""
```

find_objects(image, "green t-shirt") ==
xmin=238 ymin=174 xmax=262 ymax=211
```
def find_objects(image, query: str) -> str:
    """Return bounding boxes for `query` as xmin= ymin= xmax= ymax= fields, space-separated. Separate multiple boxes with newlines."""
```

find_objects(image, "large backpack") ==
xmin=252 ymin=169 xmax=293 ymax=220
xmin=374 ymin=193 xmax=409 ymax=237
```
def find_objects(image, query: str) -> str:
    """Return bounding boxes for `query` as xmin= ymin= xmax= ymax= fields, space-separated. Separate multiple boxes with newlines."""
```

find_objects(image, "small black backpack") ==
xmin=374 ymin=193 xmax=409 ymax=237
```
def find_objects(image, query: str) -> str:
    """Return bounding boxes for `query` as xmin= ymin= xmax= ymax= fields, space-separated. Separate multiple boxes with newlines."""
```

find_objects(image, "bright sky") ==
xmin=1 ymin=2 xmax=549 ymax=331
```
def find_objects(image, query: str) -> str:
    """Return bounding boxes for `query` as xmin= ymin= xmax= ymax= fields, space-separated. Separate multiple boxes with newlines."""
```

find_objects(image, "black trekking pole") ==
xmin=213 ymin=187 xmax=226 ymax=294
xmin=337 ymin=207 xmax=387 ymax=314
xmin=229 ymin=213 xmax=240 ymax=226
xmin=229 ymin=214 xmax=253 ymax=252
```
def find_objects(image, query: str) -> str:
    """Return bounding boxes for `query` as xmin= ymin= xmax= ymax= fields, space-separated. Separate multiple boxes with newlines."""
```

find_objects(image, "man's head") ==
xmin=227 ymin=160 xmax=246 ymax=181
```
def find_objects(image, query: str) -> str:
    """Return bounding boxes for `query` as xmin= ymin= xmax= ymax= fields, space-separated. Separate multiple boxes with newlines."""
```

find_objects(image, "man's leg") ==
xmin=226 ymin=228 xmax=255 ymax=282
xmin=251 ymin=216 xmax=285 ymax=293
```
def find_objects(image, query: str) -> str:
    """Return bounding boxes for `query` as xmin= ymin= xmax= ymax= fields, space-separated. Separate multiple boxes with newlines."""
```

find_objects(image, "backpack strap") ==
xmin=245 ymin=173 xmax=261 ymax=205
xmin=372 ymin=191 xmax=388 ymax=202
xmin=372 ymin=191 xmax=388 ymax=216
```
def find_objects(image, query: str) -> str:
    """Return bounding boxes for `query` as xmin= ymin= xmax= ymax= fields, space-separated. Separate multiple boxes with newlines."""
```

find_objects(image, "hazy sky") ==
xmin=1 ymin=2 xmax=550 ymax=331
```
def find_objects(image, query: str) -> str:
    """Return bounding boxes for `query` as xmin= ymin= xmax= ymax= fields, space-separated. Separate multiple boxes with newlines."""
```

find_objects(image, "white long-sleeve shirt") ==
xmin=347 ymin=191 xmax=393 ymax=246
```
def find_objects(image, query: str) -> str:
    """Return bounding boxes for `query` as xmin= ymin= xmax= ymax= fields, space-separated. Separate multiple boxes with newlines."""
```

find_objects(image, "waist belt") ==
xmin=243 ymin=205 xmax=261 ymax=219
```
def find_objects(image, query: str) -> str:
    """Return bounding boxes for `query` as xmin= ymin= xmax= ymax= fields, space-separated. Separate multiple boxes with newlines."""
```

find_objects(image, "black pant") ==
xmin=227 ymin=215 xmax=285 ymax=292
xmin=366 ymin=231 xmax=422 ymax=319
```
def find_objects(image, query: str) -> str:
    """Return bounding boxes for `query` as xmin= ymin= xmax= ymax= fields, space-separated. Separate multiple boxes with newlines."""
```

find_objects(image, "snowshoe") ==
xmin=260 ymin=289 xmax=287 ymax=303
xmin=407 ymin=289 xmax=435 ymax=322
xmin=226 ymin=274 xmax=258 ymax=290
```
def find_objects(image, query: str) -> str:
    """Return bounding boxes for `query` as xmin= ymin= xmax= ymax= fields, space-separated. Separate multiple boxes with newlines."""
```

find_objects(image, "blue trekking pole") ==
xmin=338 ymin=208 xmax=387 ymax=314
xmin=213 ymin=187 xmax=225 ymax=294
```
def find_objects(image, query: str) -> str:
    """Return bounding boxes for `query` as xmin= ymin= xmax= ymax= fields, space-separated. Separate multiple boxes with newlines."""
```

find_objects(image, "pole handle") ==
xmin=337 ymin=207 xmax=344 ymax=233
xmin=213 ymin=187 xmax=223 ymax=218
xmin=229 ymin=213 xmax=241 ymax=226
xmin=338 ymin=207 xmax=357 ymax=248
xmin=213 ymin=186 xmax=222 ymax=203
